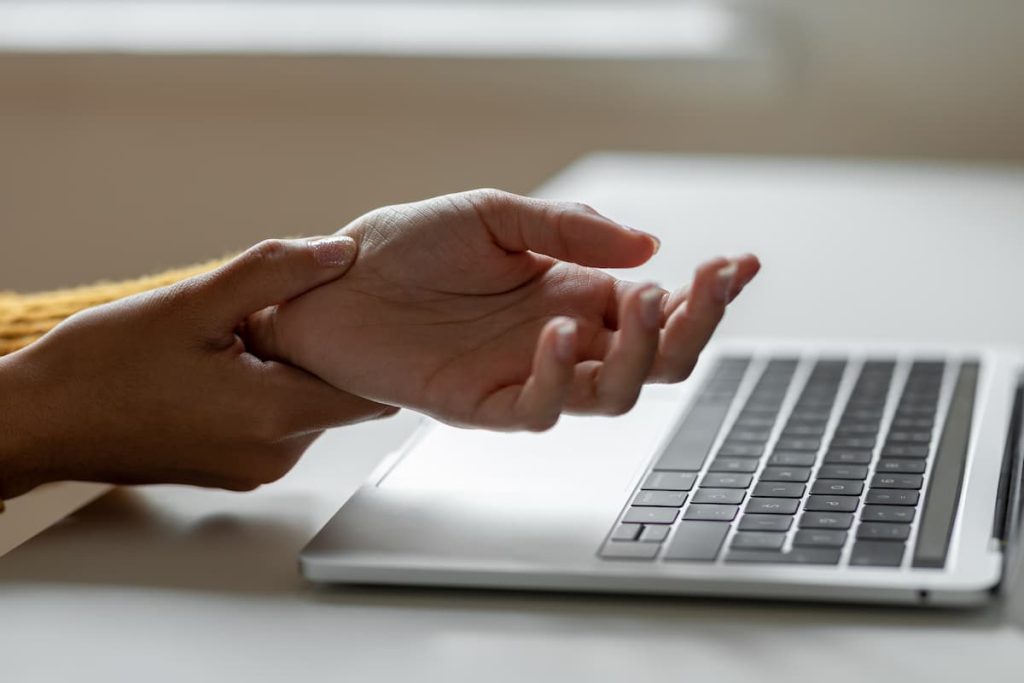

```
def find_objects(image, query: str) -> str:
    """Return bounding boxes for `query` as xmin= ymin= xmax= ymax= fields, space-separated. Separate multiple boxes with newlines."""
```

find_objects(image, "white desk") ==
xmin=3 ymin=154 xmax=1024 ymax=681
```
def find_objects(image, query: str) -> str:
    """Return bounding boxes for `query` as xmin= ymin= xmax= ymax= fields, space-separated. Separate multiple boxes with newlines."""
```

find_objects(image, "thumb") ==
xmin=470 ymin=190 xmax=660 ymax=268
xmin=196 ymin=236 xmax=358 ymax=326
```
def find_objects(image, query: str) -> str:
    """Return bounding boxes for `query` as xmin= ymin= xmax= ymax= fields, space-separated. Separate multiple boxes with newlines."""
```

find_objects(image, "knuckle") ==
xmin=245 ymin=239 xmax=290 ymax=266
xmin=525 ymin=412 xmax=560 ymax=433
xmin=668 ymin=358 xmax=698 ymax=383
xmin=252 ymin=410 xmax=293 ymax=443
xmin=601 ymin=391 xmax=640 ymax=416
xmin=223 ymin=479 xmax=263 ymax=492
xmin=468 ymin=188 xmax=514 ymax=214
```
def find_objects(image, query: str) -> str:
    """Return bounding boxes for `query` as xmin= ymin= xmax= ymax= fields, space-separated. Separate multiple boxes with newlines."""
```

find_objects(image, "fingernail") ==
xmin=555 ymin=318 xmax=576 ymax=363
xmin=309 ymin=235 xmax=357 ymax=268
xmin=639 ymin=286 xmax=664 ymax=330
xmin=715 ymin=263 xmax=737 ymax=303
xmin=626 ymin=226 xmax=660 ymax=254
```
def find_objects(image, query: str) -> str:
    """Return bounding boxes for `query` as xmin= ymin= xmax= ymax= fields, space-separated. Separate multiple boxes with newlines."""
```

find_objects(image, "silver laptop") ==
xmin=300 ymin=340 xmax=1024 ymax=607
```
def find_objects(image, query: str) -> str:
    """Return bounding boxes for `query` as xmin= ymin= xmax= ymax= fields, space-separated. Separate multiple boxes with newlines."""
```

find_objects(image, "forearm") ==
xmin=0 ymin=258 xmax=228 ymax=357
xmin=0 ymin=258 xmax=231 ymax=501
xmin=0 ymin=350 xmax=55 ymax=500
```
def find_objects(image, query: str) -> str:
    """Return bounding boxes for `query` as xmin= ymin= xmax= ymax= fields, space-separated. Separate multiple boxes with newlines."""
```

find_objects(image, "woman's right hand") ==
xmin=248 ymin=190 xmax=759 ymax=431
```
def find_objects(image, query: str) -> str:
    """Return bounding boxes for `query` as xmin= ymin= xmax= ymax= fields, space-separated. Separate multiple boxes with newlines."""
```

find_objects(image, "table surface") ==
xmin=3 ymin=153 xmax=1024 ymax=681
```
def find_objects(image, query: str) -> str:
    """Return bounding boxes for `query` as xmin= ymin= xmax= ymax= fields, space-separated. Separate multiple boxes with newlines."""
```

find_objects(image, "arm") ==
xmin=0 ymin=258 xmax=229 ymax=357
xmin=248 ymin=189 xmax=759 ymax=430
xmin=0 ymin=236 xmax=395 ymax=503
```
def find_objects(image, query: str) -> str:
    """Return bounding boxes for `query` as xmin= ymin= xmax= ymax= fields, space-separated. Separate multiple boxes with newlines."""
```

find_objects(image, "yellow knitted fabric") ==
xmin=0 ymin=258 xmax=228 ymax=357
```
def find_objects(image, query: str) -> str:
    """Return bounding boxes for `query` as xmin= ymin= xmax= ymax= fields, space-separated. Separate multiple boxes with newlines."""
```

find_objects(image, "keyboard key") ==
xmin=871 ymin=474 xmax=924 ymax=490
xmin=895 ymin=405 xmax=936 ymax=417
xmin=816 ymin=465 xmax=869 ymax=480
xmin=799 ymin=511 xmax=854 ymax=529
xmin=865 ymin=489 xmax=920 ymax=506
xmin=623 ymin=507 xmax=679 ymax=524
xmin=875 ymin=459 xmax=926 ymax=474
xmin=601 ymin=542 xmax=660 ymax=560
xmin=642 ymin=471 xmax=697 ymax=491
xmin=735 ymin=415 xmax=775 ymax=429
xmin=774 ymin=438 xmax=821 ymax=452
xmin=881 ymin=444 xmax=929 ymax=458
xmin=913 ymin=361 xmax=977 ymax=569
xmin=788 ymin=548 xmax=843 ymax=564
xmin=830 ymin=437 xmax=876 ymax=450
xmin=850 ymin=541 xmax=905 ymax=567
xmin=892 ymin=416 xmax=934 ymax=430
xmin=845 ymin=409 xmax=884 ymax=420
xmin=728 ymin=429 xmax=772 ymax=442
xmin=684 ymin=504 xmax=739 ymax=522
xmin=639 ymin=525 xmax=671 ymax=543
xmin=610 ymin=523 xmax=641 ymax=541
xmin=857 ymin=522 xmax=911 ymax=541
xmin=633 ymin=490 xmax=688 ymax=507
xmin=716 ymin=443 xmax=765 ymax=458
xmin=739 ymin=514 xmax=793 ymax=532
xmin=731 ymin=532 xmax=786 ymax=551
xmin=887 ymin=431 xmax=932 ymax=444
xmin=700 ymin=473 xmax=752 ymax=489
xmin=726 ymin=548 xmax=841 ymax=565
xmin=788 ymin=410 xmax=832 ymax=423
xmin=805 ymin=495 xmax=859 ymax=512
xmin=744 ymin=498 xmax=799 ymax=515
xmin=769 ymin=451 xmax=817 ymax=467
xmin=824 ymin=450 xmax=873 ymax=465
xmin=793 ymin=529 xmax=848 ymax=548
xmin=782 ymin=424 xmax=826 ymax=437
xmin=663 ymin=521 xmax=730 ymax=561
xmin=654 ymin=372 xmax=743 ymax=471
xmin=861 ymin=505 xmax=916 ymax=523
xmin=759 ymin=467 xmax=812 ymax=483
xmin=709 ymin=458 xmax=759 ymax=473
xmin=752 ymin=482 xmax=806 ymax=498
xmin=835 ymin=423 xmax=879 ymax=436
xmin=810 ymin=480 xmax=864 ymax=496
xmin=692 ymin=489 xmax=746 ymax=505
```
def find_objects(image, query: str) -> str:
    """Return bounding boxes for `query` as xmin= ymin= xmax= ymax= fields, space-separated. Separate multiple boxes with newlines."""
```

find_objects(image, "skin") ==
xmin=0 ymin=236 xmax=395 ymax=499
xmin=250 ymin=189 xmax=759 ymax=431
xmin=0 ymin=189 xmax=758 ymax=499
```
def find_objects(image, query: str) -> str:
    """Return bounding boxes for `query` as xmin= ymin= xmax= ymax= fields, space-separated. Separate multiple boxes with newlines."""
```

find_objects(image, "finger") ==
xmin=255 ymin=357 xmax=399 ymax=437
xmin=724 ymin=253 xmax=761 ymax=302
xmin=661 ymin=283 xmax=690 ymax=324
xmin=467 ymin=189 xmax=659 ymax=268
xmin=196 ymin=236 xmax=358 ymax=327
xmin=567 ymin=283 xmax=663 ymax=415
xmin=650 ymin=257 xmax=735 ymax=383
xmin=602 ymin=279 xmax=670 ymax=330
xmin=658 ymin=253 xmax=759 ymax=323
xmin=472 ymin=317 xmax=577 ymax=431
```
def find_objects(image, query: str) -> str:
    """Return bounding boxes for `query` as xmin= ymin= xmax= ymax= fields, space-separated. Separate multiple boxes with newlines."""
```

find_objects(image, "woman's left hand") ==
xmin=0 ymin=237 xmax=397 ymax=499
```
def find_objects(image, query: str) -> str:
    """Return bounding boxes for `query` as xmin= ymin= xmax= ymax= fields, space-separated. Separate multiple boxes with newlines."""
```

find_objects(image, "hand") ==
xmin=250 ymin=190 xmax=759 ymax=430
xmin=0 ymin=237 xmax=397 ymax=499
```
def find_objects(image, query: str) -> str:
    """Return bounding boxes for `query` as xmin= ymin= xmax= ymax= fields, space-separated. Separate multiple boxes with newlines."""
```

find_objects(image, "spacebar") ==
xmin=654 ymin=398 xmax=734 ymax=472
xmin=663 ymin=521 xmax=730 ymax=561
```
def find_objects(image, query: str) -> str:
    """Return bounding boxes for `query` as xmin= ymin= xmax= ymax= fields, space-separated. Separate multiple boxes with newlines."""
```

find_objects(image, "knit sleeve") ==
xmin=0 ymin=257 xmax=229 ymax=357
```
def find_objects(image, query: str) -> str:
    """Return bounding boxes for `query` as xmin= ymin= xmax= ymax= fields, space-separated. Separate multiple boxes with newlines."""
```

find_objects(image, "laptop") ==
xmin=300 ymin=340 xmax=1024 ymax=607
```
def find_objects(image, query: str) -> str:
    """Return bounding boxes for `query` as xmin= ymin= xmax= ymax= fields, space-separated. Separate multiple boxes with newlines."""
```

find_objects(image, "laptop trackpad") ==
xmin=378 ymin=389 xmax=684 ymax=500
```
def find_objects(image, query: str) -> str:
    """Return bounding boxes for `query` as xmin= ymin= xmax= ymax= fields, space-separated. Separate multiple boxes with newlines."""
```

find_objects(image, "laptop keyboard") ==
xmin=600 ymin=355 xmax=979 ymax=568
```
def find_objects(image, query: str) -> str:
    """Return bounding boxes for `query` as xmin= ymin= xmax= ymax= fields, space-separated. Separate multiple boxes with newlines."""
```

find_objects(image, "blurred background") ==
xmin=2 ymin=0 xmax=1022 ymax=291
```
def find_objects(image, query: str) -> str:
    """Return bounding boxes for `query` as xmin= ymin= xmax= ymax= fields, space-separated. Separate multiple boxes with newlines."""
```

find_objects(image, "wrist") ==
xmin=0 ymin=348 xmax=63 ymax=498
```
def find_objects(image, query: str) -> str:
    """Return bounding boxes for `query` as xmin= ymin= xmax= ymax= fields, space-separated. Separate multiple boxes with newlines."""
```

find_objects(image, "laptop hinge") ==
xmin=993 ymin=381 xmax=1023 ymax=542
xmin=991 ymin=378 xmax=1024 ymax=594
